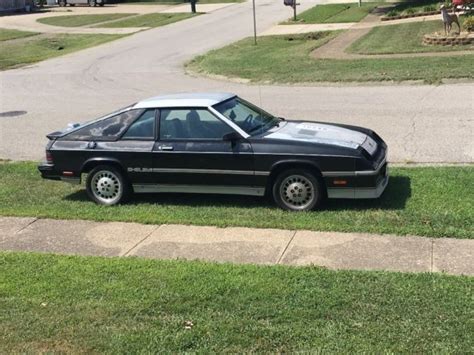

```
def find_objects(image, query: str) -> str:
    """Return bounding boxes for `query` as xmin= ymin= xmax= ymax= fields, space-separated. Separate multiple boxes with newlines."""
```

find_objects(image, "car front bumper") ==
xmin=325 ymin=161 xmax=389 ymax=199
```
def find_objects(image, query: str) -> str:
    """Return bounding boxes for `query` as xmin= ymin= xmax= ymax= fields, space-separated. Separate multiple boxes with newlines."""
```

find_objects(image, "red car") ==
xmin=453 ymin=0 xmax=473 ymax=9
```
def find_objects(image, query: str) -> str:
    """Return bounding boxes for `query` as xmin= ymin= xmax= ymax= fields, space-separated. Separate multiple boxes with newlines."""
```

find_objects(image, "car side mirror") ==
xmin=223 ymin=131 xmax=241 ymax=142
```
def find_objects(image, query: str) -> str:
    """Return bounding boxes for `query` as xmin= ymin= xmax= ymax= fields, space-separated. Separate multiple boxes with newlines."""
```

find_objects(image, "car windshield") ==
xmin=213 ymin=97 xmax=281 ymax=136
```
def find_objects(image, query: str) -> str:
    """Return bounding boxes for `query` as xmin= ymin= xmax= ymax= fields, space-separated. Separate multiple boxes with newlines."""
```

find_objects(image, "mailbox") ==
xmin=284 ymin=0 xmax=295 ymax=6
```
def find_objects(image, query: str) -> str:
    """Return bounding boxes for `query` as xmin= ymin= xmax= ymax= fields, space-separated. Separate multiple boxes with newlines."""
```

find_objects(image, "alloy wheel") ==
xmin=279 ymin=174 xmax=315 ymax=210
xmin=91 ymin=170 xmax=122 ymax=205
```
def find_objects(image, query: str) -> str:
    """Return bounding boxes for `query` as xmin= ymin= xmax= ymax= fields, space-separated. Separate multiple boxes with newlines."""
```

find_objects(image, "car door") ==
xmin=149 ymin=107 xmax=257 ymax=192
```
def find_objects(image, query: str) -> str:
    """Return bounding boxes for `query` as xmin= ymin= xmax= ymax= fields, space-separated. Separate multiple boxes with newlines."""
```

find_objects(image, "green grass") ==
xmin=0 ymin=28 xmax=38 ymax=41
xmin=285 ymin=2 xmax=381 ymax=24
xmin=349 ymin=20 xmax=473 ymax=54
xmin=1 ymin=162 xmax=473 ymax=239
xmin=1 ymin=252 xmax=473 ymax=353
xmin=188 ymin=32 xmax=474 ymax=83
xmin=37 ymin=14 xmax=136 ymax=27
xmin=0 ymin=33 xmax=124 ymax=70
xmin=97 ymin=12 xmax=198 ymax=28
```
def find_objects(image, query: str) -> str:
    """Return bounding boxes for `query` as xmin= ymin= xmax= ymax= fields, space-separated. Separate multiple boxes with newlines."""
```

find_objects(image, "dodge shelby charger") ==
xmin=38 ymin=93 xmax=389 ymax=211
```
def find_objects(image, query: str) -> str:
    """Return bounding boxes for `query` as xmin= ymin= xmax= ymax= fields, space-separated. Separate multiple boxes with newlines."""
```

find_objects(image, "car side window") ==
xmin=122 ymin=109 xmax=156 ymax=140
xmin=159 ymin=108 xmax=232 ymax=140
xmin=65 ymin=109 xmax=142 ymax=141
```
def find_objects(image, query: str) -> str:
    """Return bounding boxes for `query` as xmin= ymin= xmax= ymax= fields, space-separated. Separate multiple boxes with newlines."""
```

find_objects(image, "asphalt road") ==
xmin=0 ymin=0 xmax=473 ymax=163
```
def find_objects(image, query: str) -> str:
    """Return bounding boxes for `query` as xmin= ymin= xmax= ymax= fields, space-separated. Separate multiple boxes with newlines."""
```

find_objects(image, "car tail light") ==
xmin=46 ymin=151 xmax=54 ymax=164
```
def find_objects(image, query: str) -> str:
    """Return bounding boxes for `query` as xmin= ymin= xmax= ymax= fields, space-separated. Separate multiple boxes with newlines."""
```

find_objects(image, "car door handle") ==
xmin=159 ymin=145 xmax=174 ymax=151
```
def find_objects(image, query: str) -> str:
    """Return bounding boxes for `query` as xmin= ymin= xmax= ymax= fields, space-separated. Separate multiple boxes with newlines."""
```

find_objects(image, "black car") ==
xmin=38 ymin=93 xmax=388 ymax=211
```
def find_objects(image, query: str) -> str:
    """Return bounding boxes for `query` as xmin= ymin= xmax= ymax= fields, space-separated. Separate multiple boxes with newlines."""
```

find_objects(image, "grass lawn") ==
xmin=97 ymin=12 xmax=198 ymax=28
xmin=188 ymin=32 xmax=474 ymax=83
xmin=37 ymin=14 xmax=136 ymax=27
xmin=349 ymin=19 xmax=473 ymax=54
xmin=0 ymin=162 xmax=473 ymax=239
xmin=1 ymin=252 xmax=472 ymax=353
xmin=0 ymin=33 xmax=124 ymax=70
xmin=0 ymin=28 xmax=38 ymax=41
xmin=284 ymin=2 xmax=381 ymax=24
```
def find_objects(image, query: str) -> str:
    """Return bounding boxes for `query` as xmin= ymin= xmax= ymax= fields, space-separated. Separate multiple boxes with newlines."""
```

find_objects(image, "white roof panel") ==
xmin=133 ymin=92 xmax=235 ymax=109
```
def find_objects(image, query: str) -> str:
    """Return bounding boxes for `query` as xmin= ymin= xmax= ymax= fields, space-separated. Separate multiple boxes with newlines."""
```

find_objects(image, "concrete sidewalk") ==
xmin=1 ymin=217 xmax=472 ymax=276
xmin=260 ymin=13 xmax=445 ymax=37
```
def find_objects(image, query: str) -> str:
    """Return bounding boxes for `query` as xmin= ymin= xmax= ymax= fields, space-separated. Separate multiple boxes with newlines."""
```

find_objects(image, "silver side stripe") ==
xmin=133 ymin=184 xmax=265 ymax=196
xmin=127 ymin=167 xmax=270 ymax=176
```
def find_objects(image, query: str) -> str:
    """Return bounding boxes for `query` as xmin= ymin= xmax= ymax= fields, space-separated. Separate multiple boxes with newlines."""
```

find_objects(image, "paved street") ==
xmin=0 ymin=0 xmax=473 ymax=162
xmin=1 ymin=217 xmax=473 ymax=275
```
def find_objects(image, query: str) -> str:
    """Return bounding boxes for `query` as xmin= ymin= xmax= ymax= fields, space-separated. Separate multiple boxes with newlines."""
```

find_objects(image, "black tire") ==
xmin=58 ymin=0 xmax=66 ymax=6
xmin=88 ymin=0 xmax=96 ymax=6
xmin=86 ymin=165 xmax=130 ymax=206
xmin=98 ymin=2 xmax=104 ymax=6
xmin=272 ymin=168 xmax=323 ymax=211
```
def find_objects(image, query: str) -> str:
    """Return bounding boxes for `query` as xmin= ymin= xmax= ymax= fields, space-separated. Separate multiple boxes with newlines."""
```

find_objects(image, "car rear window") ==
xmin=63 ymin=109 xmax=143 ymax=141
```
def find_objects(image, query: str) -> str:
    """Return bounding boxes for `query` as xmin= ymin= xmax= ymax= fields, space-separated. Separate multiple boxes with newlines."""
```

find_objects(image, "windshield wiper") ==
xmin=248 ymin=124 xmax=266 ymax=134
xmin=248 ymin=120 xmax=280 ymax=135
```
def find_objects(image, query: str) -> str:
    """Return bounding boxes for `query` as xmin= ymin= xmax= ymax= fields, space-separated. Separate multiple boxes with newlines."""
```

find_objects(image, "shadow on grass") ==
xmin=65 ymin=176 xmax=411 ymax=211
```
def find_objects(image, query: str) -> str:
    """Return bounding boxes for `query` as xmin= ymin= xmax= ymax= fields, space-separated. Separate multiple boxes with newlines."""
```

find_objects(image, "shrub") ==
xmin=423 ymin=5 xmax=437 ymax=12
xmin=462 ymin=16 xmax=474 ymax=32
xmin=405 ymin=8 xmax=416 ymax=14
xmin=386 ymin=10 xmax=399 ymax=17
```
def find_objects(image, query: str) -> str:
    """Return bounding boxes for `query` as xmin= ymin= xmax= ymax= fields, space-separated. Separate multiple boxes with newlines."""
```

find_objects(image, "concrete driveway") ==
xmin=0 ymin=0 xmax=473 ymax=162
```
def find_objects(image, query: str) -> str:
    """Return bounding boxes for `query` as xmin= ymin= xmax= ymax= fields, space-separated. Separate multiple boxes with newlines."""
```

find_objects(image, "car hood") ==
xmin=264 ymin=121 xmax=377 ymax=154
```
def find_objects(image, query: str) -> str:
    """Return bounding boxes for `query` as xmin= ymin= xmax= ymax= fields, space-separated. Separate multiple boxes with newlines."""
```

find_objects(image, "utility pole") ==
xmin=252 ymin=0 xmax=257 ymax=45
xmin=358 ymin=0 xmax=361 ymax=7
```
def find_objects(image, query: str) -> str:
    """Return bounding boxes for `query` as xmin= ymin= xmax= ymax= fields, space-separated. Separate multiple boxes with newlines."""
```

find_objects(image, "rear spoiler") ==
xmin=46 ymin=131 xmax=64 ymax=140
xmin=46 ymin=123 xmax=81 ymax=140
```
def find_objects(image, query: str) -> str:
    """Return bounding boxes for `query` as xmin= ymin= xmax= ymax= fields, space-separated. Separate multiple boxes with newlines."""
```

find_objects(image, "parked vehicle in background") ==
xmin=57 ymin=0 xmax=105 ymax=7
xmin=38 ymin=93 xmax=389 ymax=211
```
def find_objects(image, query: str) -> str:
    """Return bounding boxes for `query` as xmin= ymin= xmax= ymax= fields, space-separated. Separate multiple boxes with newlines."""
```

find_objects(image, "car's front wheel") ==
xmin=88 ymin=0 xmax=96 ymax=6
xmin=86 ymin=165 xmax=130 ymax=206
xmin=272 ymin=169 xmax=323 ymax=211
xmin=58 ymin=0 xmax=66 ymax=6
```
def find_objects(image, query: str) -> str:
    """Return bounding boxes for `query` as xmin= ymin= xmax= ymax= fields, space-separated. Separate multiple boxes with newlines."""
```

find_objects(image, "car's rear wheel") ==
xmin=88 ymin=0 xmax=96 ymax=6
xmin=58 ymin=0 xmax=66 ymax=6
xmin=272 ymin=169 xmax=323 ymax=211
xmin=86 ymin=165 xmax=130 ymax=206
